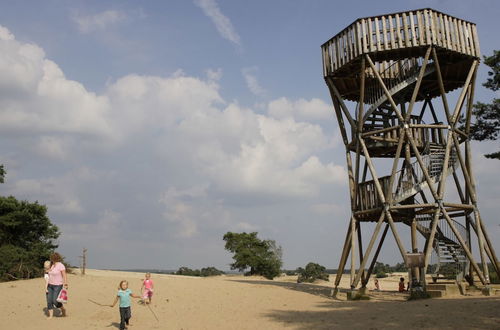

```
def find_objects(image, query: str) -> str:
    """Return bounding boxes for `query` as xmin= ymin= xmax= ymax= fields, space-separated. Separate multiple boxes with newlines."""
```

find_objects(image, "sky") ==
xmin=0 ymin=0 xmax=499 ymax=271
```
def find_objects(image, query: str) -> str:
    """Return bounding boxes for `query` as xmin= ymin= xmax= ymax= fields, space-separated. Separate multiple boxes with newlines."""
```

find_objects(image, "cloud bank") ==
xmin=0 ymin=25 xmax=344 ymax=268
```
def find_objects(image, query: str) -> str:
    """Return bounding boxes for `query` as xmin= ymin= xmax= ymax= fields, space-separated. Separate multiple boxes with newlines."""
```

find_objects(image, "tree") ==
xmin=0 ymin=165 xmax=5 ymax=183
xmin=467 ymin=50 xmax=500 ymax=159
xmin=223 ymin=232 xmax=282 ymax=280
xmin=0 ymin=196 xmax=60 ymax=281
xmin=296 ymin=262 xmax=329 ymax=283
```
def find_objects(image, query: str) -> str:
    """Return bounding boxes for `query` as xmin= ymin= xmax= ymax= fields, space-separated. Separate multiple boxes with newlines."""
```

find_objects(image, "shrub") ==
xmin=297 ymin=262 xmax=329 ymax=283
xmin=375 ymin=271 xmax=388 ymax=278
xmin=175 ymin=266 xmax=224 ymax=277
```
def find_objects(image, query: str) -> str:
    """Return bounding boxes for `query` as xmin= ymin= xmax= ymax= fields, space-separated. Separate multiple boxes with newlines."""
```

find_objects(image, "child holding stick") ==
xmin=110 ymin=280 xmax=140 ymax=330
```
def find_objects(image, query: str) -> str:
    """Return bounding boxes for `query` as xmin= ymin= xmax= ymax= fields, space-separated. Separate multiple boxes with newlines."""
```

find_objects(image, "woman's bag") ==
xmin=57 ymin=288 xmax=68 ymax=304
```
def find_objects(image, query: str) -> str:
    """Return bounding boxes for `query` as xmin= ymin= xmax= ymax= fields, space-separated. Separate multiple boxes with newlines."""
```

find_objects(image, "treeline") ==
xmin=174 ymin=266 xmax=225 ymax=277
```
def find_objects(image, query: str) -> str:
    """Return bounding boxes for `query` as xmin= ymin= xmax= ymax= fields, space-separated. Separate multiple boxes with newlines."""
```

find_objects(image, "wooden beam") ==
xmin=451 ymin=61 xmax=478 ymax=126
xmin=405 ymin=46 xmax=432 ymax=121
xmin=362 ymin=223 xmax=390 ymax=286
xmin=385 ymin=211 xmax=408 ymax=264
xmin=327 ymin=80 xmax=356 ymax=128
xmin=352 ymin=211 xmax=386 ymax=288
xmin=350 ymin=216 xmax=357 ymax=285
xmin=431 ymin=47 xmax=452 ymax=123
xmin=334 ymin=223 xmax=352 ymax=288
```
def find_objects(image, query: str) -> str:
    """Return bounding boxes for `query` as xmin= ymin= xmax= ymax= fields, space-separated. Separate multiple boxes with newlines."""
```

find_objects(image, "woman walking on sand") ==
xmin=46 ymin=252 xmax=68 ymax=319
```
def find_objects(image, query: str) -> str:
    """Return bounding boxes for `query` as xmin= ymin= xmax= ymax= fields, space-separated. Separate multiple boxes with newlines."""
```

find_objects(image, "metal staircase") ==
xmin=362 ymin=59 xmax=436 ymax=122
xmin=415 ymin=213 xmax=469 ymax=281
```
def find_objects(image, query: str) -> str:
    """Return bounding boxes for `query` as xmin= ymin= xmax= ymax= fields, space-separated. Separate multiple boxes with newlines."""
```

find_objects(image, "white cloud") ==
xmin=268 ymin=97 xmax=332 ymax=121
xmin=242 ymin=67 xmax=266 ymax=97
xmin=0 ymin=25 xmax=346 ymax=240
xmin=73 ymin=10 xmax=126 ymax=34
xmin=194 ymin=0 xmax=241 ymax=46
xmin=4 ymin=168 xmax=98 ymax=215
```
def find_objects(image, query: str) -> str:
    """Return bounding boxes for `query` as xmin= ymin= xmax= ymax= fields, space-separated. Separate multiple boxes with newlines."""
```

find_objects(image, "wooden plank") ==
xmin=457 ymin=19 xmax=465 ymax=54
xmin=444 ymin=14 xmax=452 ymax=50
xmin=472 ymin=24 xmax=480 ymax=57
xmin=416 ymin=10 xmax=424 ymax=45
xmin=388 ymin=15 xmax=396 ymax=49
xmin=441 ymin=14 xmax=449 ymax=49
xmin=361 ymin=19 xmax=368 ymax=53
xmin=340 ymin=32 xmax=346 ymax=66
xmin=402 ymin=12 xmax=409 ymax=47
xmin=453 ymin=18 xmax=461 ymax=53
xmin=375 ymin=17 xmax=381 ymax=51
xmin=381 ymin=16 xmax=388 ymax=50
xmin=466 ymin=23 xmax=474 ymax=56
xmin=424 ymin=9 xmax=431 ymax=45
xmin=409 ymin=11 xmax=417 ymax=46
xmin=437 ymin=12 xmax=444 ymax=47
xmin=395 ymin=14 xmax=403 ymax=48
xmin=462 ymin=21 xmax=471 ymax=55
xmin=436 ymin=13 xmax=446 ymax=47
xmin=347 ymin=29 xmax=352 ymax=62
xmin=430 ymin=10 xmax=437 ymax=44
xmin=322 ymin=46 xmax=328 ymax=76
xmin=368 ymin=18 xmax=374 ymax=52
xmin=356 ymin=21 xmax=362 ymax=57
xmin=451 ymin=17 xmax=458 ymax=51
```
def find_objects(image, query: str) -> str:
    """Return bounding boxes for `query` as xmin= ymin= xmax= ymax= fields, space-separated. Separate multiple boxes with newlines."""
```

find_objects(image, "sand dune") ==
xmin=1 ymin=269 xmax=499 ymax=329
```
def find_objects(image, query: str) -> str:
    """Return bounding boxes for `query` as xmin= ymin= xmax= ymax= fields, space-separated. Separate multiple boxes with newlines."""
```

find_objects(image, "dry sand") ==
xmin=1 ymin=269 xmax=499 ymax=329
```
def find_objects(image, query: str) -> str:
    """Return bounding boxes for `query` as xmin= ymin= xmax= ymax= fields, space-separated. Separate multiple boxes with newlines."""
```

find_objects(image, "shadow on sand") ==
xmin=263 ymin=297 xmax=500 ymax=329
xmin=231 ymin=279 xmax=500 ymax=329
xmin=106 ymin=322 xmax=120 ymax=328
xmin=230 ymin=279 xmax=404 ymax=302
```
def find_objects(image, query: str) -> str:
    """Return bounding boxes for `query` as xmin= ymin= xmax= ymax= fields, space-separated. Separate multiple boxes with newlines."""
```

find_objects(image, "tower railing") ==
xmin=322 ymin=8 xmax=479 ymax=76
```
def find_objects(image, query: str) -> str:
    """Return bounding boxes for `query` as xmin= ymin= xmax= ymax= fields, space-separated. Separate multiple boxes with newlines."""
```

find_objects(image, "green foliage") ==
xmin=223 ymin=232 xmax=283 ymax=280
xmin=200 ymin=267 xmax=224 ymax=277
xmin=373 ymin=262 xmax=391 ymax=274
xmin=0 ymin=165 xmax=5 ymax=184
xmin=488 ymin=263 xmax=499 ymax=284
xmin=175 ymin=266 xmax=224 ymax=277
xmin=0 ymin=196 xmax=60 ymax=281
xmin=467 ymin=50 xmax=500 ymax=159
xmin=373 ymin=261 xmax=407 ymax=276
xmin=296 ymin=262 xmax=329 ymax=283
xmin=391 ymin=262 xmax=407 ymax=272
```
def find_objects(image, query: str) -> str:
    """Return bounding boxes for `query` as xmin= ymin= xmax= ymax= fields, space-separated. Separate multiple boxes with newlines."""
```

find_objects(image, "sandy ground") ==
xmin=1 ymin=269 xmax=499 ymax=329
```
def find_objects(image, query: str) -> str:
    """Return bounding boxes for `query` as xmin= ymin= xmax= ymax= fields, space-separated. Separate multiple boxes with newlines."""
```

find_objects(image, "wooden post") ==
xmin=79 ymin=248 xmax=87 ymax=276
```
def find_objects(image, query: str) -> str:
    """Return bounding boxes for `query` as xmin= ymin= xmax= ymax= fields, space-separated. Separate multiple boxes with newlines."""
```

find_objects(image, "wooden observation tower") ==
xmin=322 ymin=9 xmax=500 ymax=293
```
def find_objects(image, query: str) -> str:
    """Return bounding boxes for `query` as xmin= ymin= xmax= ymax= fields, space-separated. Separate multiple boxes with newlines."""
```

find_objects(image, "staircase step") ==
xmin=427 ymin=290 xmax=445 ymax=298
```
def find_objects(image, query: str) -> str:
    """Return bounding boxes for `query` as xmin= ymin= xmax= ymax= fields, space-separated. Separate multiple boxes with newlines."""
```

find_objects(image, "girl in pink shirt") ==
xmin=141 ymin=272 xmax=154 ymax=304
xmin=46 ymin=253 xmax=68 ymax=319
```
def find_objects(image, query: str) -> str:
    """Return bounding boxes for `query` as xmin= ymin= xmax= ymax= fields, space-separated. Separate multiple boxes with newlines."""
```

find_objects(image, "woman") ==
xmin=46 ymin=252 xmax=68 ymax=318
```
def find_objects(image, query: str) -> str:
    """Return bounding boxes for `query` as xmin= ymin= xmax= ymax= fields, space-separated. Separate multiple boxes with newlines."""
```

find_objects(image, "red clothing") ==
xmin=398 ymin=281 xmax=405 ymax=292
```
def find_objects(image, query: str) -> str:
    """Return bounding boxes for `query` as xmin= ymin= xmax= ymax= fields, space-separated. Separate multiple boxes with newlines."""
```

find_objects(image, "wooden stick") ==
xmin=88 ymin=299 xmax=108 ymax=307
xmin=147 ymin=303 xmax=160 ymax=322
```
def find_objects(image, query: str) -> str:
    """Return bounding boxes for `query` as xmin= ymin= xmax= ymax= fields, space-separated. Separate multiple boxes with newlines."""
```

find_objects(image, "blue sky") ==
xmin=0 ymin=0 xmax=499 ymax=270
